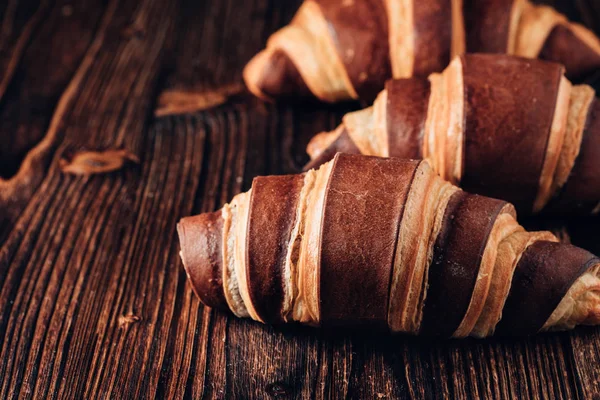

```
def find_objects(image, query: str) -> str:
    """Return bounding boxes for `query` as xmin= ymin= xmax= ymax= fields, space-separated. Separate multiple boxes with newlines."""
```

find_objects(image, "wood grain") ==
xmin=0 ymin=0 xmax=108 ymax=180
xmin=0 ymin=0 xmax=50 ymax=105
xmin=0 ymin=0 xmax=599 ymax=399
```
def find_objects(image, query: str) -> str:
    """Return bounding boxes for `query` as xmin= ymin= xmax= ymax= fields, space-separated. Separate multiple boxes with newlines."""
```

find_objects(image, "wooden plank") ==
xmin=0 ymin=0 xmax=176 ymax=397
xmin=0 ymin=0 xmax=599 ymax=398
xmin=0 ymin=0 xmax=110 ymax=244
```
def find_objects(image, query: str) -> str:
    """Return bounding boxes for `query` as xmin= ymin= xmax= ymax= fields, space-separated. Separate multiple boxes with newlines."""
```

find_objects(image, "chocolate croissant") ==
xmin=178 ymin=153 xmax=600 ymax=338
xmin=306 ymin=54 xmax=600 ymax=214
xmin=244 ymin=0 xmax=600 ymax=103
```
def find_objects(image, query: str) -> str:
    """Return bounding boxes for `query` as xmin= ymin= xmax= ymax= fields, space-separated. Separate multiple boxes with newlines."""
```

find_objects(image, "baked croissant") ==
xmin=243 ymin=0 xmax=600 ymax=103
xmin=178 ymin=153 xmax=600 ymax=338
xmin=306 ymin=54 xmax=600 ymax=214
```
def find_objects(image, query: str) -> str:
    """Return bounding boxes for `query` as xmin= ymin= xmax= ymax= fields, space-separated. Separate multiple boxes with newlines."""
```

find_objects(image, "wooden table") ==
xmin=1 ymin=0 xmax=599 ymax=398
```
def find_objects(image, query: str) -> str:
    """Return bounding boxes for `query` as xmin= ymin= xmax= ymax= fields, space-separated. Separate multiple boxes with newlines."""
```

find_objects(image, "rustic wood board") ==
xmin=0 ymin=0 xmax=599 ymax=398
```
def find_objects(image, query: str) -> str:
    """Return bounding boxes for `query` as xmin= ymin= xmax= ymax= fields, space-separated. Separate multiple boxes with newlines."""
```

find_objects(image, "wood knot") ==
xmin=59 ymin=149 xmax=139 ymax=175
xmin=118 ymin=314 xmax=141 ymax=327
xmin=265 ymin=381 xmax=292 ymax=398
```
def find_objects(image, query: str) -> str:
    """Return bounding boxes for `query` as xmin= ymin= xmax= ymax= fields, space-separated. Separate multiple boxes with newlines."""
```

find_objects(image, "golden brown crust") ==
xmin=549 ymin=100 xmax=600 ymax=213
xmin=387 ymin=161 xmax=458 ymax=334
xmin=343 ymin=106 xmax=378 ymax=156
xmin=304 ymin=128 xmax=362 ymax=172
xmin=450 ymin=0 xmax=465 ymax=59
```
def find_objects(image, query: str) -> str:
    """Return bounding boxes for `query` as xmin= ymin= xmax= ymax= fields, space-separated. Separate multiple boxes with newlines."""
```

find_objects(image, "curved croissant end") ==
xmin=243 ymin=49 xmax=312 ymax=102
xmin=243 ymin=2 xmax=358 ymax=103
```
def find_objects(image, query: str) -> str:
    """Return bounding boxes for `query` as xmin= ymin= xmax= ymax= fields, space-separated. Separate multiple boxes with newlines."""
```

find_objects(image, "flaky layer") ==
xmin=532 ymin=76 xmax=571 ymax=212
xmin=222 ymin=192 xmax=251 ymax=318
xmin=453 ymin=209 xmax=521 ymax=338
xmin=292 ymin=161 xmax=333 ymax=325
xmin=544 ymin=264 xmax=600 ymax=331
xmin=550 ymin=85 xmax=596 ymax=198
xmin=423 ymin=56 xmax=464 ymax=184
xmin=344 ymin=89 xmax=390 ymax=157
xmin=471 ymin=230 xmax=558 ymax=337
xmin=387 ymin=162 xmax=459 ymax=333
xmin=344 ymin=106 xmax=377 ymax=156
xmin=387 ymin=0 xmax=414 ymax=78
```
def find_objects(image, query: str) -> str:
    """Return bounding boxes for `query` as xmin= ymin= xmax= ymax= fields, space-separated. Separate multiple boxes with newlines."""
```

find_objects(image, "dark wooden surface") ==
xmin=0 ymin=0 xmax=599 ymax=398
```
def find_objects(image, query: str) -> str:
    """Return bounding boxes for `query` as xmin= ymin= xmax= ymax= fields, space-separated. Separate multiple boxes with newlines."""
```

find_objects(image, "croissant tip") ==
xmin=243 ymin=51 xmax=275 ymax=102
xmin=244 ymin=48 xmax=314 ymax=102
xmin=177 ymin=213 xmax=228 ymax=310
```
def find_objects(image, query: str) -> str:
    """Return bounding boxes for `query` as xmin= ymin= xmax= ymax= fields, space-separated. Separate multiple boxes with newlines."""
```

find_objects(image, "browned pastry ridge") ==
xmin=243 ymin=0 xmax=600 ymax=103
xmin=306 ymin=54 xmax=600 ymax=214
xmin=178 ymin=153 xmax=600 ymax=338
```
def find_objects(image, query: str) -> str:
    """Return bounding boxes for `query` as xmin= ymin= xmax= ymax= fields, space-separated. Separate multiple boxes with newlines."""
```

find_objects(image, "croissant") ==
xmin=243 ymin=0 xmax=600 ymax=103
xmin=178 ymin=153 xmax=600 ymax=338
xmin=305 ymin=54 xmax=600 ymax=214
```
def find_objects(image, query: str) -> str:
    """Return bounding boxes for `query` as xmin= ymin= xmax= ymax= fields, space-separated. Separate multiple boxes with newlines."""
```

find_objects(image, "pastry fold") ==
xmin=178 ymin=154 xmax=600 ymax=337
xmin=306 ymin=54 xmax=600 ymax=214
xmin=244 ymin=0 xmax=600 ymax=102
